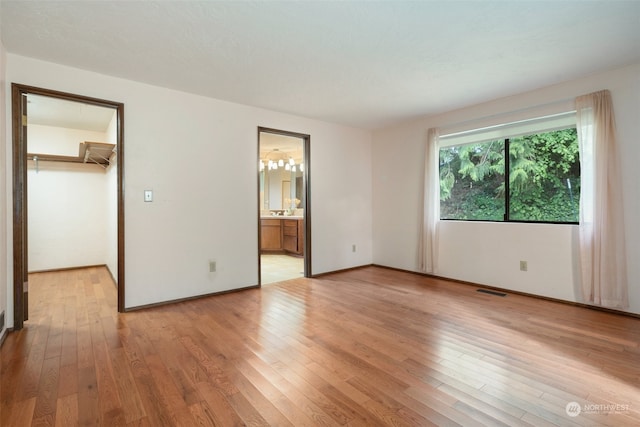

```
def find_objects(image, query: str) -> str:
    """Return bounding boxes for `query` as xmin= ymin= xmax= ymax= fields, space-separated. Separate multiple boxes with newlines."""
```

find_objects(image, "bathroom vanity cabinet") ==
xmin=260 ymin=217 xmax=303 ymax=255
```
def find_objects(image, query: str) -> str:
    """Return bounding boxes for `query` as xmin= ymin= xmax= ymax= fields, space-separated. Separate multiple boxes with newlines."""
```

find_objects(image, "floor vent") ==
xmin=477 ymin=289 xmax=507 ymax=297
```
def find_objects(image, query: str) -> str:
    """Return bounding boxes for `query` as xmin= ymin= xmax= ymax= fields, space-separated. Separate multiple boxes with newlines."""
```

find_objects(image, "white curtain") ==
xmin=419 ymin=128 xmax=440 ymax=274
xmin=575 ymin=90 xmax=628 ymax=309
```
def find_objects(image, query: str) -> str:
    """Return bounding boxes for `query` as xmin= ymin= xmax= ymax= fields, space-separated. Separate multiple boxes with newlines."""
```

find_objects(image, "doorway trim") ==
xmin=257 ymin=127 xmax=311 ymax=284
xmin=11 ymin=83 xmax=125 ymax=329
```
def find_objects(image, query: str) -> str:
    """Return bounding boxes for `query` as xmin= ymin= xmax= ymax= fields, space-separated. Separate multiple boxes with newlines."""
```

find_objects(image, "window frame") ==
xmin=439 ymin=113 xmax=579 ymax=225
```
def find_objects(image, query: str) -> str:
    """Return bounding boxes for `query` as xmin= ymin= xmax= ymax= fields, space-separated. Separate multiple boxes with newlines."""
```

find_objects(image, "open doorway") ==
xmin=12 ymin=84 xmax=124 ymax=330
xmin=258 ymin=128 xmax=310 ymax=285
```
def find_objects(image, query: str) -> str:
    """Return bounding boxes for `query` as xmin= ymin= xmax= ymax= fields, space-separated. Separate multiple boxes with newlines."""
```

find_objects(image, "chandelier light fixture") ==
xmin=260 ymin=148 xmax=304 ymax=173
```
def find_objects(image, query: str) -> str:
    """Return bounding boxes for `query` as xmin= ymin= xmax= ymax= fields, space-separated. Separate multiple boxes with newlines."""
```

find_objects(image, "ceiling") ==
xmin=2 ymin=1 xmax=639 ymax=130
xmin=27 ymin=94 xmax=116 ymax=132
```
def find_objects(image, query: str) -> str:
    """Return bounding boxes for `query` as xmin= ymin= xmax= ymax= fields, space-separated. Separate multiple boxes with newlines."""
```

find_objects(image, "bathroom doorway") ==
xmin=258 ymin=128 xmax=310 ymax=285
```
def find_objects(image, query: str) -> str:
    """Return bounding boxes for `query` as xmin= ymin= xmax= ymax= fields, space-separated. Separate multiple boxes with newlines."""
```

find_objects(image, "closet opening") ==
xmin=12 ymin=84 xmax=125 ymax=330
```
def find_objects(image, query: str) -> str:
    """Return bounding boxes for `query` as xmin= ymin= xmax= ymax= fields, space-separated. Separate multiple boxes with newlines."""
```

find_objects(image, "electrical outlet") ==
xmin=209 ymin=261 xmax=216 ymax=273
xmin=352 ymin=244 xmax=356 ymax=253
xmin=144 ymin=190 xmax=153 ymax=202
xmin=520 ymin=260 xmax=528 ymax=271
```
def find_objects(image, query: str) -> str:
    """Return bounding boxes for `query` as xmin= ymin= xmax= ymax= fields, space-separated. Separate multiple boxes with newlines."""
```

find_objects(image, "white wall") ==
xmin=0 ymin=16 xmax=8 ymax=338
xmin=27 ymin=123 xmax=114 ymax=272
xmin=5 ymin=54 xmax=373 ymax=315
xmin=27 ymin=124 xmax=108 ymax=156
xmin=373 ymin=63 xmax=640 ymax=315
xmin=28 ymin=159 xmax=110 ymax=271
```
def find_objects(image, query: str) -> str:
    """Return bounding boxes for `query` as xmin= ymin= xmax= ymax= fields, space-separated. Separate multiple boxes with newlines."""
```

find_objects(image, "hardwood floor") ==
xmin=1 ymin=266 xmax=639 ymax=426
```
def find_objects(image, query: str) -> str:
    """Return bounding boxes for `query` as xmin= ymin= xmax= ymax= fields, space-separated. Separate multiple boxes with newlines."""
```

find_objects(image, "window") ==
xmin=439 ymin=114 xmax=580 ymax=223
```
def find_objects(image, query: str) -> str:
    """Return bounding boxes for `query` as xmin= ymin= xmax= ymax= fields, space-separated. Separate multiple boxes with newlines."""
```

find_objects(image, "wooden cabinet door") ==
xmin=283 ymin=220 xmax=298 ymax=253
xmin=261 ymin=219 xmax=282 ymax=250
xmin=297 ymin=219 xmax=304 ymax=254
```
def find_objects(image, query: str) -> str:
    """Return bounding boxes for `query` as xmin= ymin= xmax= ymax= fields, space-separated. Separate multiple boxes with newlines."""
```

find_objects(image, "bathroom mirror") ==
xmin=259 ymin=132 xmax=305 ymax=213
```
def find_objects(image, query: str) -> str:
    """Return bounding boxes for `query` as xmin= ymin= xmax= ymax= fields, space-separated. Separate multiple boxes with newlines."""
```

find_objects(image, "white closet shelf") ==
xmin=28 ymin=141 xmax=115 ymax=166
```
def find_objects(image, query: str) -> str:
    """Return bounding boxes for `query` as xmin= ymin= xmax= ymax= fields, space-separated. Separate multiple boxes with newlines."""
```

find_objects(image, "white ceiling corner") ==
xmin=2 ymin=1 xmax=639 ymax=130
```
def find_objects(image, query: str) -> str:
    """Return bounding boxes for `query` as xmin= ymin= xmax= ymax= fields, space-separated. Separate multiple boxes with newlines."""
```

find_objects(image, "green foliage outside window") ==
xmin=439 ymin=128 xmax=580 ymax=223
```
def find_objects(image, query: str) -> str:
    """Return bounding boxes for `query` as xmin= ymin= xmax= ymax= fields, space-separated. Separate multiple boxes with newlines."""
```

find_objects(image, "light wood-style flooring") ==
xmin=261 ymin=254 xmax=304 ymax=285
xmin=1 ymin=266 xmax=639 ymax=426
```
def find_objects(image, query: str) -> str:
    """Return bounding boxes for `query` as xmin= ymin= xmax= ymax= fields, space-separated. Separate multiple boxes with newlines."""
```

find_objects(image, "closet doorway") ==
xmin=258 ymin=127 xmax=311 ymax=285
xmin=12 ymin=84 xmax=125 ymax=330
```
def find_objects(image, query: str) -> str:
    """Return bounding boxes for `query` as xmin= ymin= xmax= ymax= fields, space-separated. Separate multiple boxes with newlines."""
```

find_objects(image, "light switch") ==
xmin=144 ymin=190 xmax=153 ymax=202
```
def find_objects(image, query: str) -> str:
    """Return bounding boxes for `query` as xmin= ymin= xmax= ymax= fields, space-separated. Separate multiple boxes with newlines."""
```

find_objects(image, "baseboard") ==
xmin=28 ymin=264 xmax=108 ymax=274
xmin=372 ymin=264 xmax=640 ymax=320
xmin=125 ymin=284 xmax=261 ymax=312
xmin=0 ymin=327 xmax=9 ymax=348
xmin=311 ymin=264 xmax=374 ymax=278
xmin=104 ymin=265 xmax=117 ymax=287
xmin=127 ymin=263 xmax=371 ymax=312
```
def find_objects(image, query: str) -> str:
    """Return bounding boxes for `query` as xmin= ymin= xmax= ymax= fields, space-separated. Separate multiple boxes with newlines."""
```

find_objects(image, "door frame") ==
xmin=257 ymin=127 xmax=311 ymax=284
xmin=11 ymin=83 xmax=125 ymax=329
